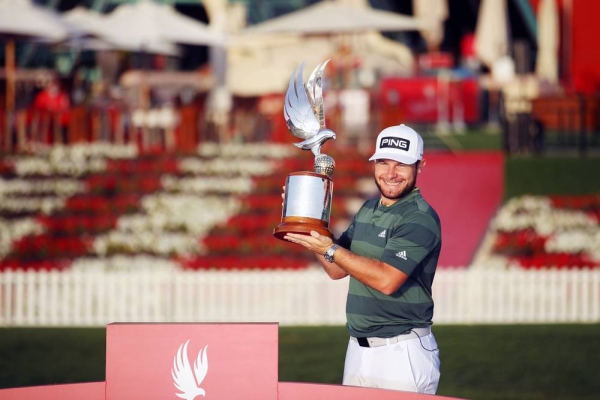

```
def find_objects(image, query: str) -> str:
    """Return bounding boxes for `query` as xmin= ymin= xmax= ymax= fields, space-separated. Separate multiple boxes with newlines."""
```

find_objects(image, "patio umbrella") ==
xmin=60 ymin=6 xmax=178 ymax=55
xmin=412 ymin=0 xmax=448 ymax=51
xmin=535 ymin=0 xmax=559 ymax=84
xmin=0 ymin=0 xmax=69 ymax=149
xmin=242 ymin=0 xmax=426 ymax=35
xmin=98 ymin=0 xmax=227 ymax=51
xmin=474 ymin=0 xmax=510 ymax=69
xmin=100 ymin=0 xmax=228 ymax=109
xmin=236 ymin=0 xmax=425 ymax=93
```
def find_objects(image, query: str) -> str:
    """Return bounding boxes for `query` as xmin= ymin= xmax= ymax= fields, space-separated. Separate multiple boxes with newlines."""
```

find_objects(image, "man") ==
xmin=284 ymin=124 xmax=442 ymax=394
xmin=32 ymin=79 xmax=70 ymax=144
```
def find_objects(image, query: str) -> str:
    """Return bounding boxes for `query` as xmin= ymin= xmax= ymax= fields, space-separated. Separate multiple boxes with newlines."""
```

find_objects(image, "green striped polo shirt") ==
xmin=337 ymin=187 xmax=442 ymax=338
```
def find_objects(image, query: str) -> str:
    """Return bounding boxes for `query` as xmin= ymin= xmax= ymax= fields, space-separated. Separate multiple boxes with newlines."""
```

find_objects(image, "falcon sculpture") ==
xmin=284 ymin=60 xmax=336 ymax=157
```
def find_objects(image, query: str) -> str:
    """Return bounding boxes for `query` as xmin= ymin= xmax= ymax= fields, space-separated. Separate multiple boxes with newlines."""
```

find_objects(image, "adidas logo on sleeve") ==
xmin=396 ymin=250 xmax=407 ymax=260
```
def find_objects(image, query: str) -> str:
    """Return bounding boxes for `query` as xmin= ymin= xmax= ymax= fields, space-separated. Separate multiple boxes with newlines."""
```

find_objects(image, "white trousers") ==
xmin=342 ymin=332 xmax=441 ymax=394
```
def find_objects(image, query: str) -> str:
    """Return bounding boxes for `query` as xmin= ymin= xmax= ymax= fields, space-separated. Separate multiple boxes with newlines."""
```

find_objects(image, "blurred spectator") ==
xmin=33 ymin=79 xmax=70 ymax=118
xmin=32 ymin=79 xmax=70 ymax=143
xmin=460 ymin=32 xmax=480 ymax=73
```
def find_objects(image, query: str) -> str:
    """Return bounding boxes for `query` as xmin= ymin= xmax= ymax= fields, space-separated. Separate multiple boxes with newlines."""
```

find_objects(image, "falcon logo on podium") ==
xmin=273 ymin=60 xmax=336 ymax=240
xmin=172 ymin=340 xmax=209 ymax=399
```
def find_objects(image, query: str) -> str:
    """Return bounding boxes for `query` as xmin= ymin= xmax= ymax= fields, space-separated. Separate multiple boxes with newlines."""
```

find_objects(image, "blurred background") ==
xmin=0 ymin=1 xmax=599 ymax=399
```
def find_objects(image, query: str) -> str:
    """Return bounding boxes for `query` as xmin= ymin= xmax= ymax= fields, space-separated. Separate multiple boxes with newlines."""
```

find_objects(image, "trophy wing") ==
xmin=305 ymin=59 xmax=329 ymax=131
xmin=284 ymin=61 xmax=321 ymax=140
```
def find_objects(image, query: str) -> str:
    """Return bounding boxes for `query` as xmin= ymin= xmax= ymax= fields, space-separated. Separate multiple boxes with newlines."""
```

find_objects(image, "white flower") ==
xmin=344 ymin=197 xmax=366 ymax=215
xmin=545 ymin=229 xmax=600 ymax=257
xmin=490 ymin=194 xmax=600 ymax=266
xmin=355 ymin=178 xmax=376 ymax=195
xmin=100 ymin=194 xmax=242 ymax=257
xmin=0 ymin=217 xmax=45 ymax=259
xmin=178 ymin=158 xmax=276 ymax=176
xmin=70 ymin=255 xmax=180 ymax=272
xmin=161 ymin=175 xmax=253 ymax=194
xmin=0 ymin=196 xmax=65 ymax=214
xmin=0 ymin=178 xmax=85 ymax=196
xmin=198 ymin=142 xmax=294 ymax=159
xmin=93 ymin=231 xmax=199 ymax=256
xmin=12 ymin=143 xmax=137 ymax=177
xmin=492 ymin=195 xmax=597 ymax=235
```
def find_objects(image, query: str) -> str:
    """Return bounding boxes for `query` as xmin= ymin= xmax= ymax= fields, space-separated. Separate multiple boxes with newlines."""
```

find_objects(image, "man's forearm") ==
xmin=326 ymin=246 xmax=408 ymax=295
xmin=316 ymin=254 xmax=348 ymax=279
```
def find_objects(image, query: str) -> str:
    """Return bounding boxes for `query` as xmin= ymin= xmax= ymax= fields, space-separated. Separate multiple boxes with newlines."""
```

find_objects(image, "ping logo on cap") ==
xmin=380 ymin=136 xmax=410 ymax=151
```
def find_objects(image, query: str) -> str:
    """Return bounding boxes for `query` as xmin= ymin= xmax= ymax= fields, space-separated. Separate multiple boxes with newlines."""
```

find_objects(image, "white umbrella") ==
xmin=59 ymin=6 xmax=103 ymax=39
xmin=0 ymin=0 xmax=69 ymax=149
xmin=242 ymin=0 xmax=426 ymax=35
xmin=0 ymin=0 xmax=67 ymax=41
xmin=97 ymin=0 xmax=226 ymax=105
xmin=535 ymin=0 xmax=559 ymax=84
xmin=60 ymin=6 xmax=178 ymax=55
xmin=234 ymin=0 xmax=424 ymax=94
xmin=474 ymin=0 xmax=510 ymax=69
xmin=99 ymin=0 xmax=227 ymax=51
xmin=412 ymin=0 xmax=448 ymax=51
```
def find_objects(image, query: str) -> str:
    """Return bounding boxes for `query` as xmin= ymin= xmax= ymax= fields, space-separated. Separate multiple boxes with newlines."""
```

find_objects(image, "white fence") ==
xmin=1 ymin=267 xmax=599 ymax=326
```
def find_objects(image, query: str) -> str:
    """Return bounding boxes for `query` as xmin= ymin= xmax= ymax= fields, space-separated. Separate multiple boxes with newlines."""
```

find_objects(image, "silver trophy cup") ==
xmin=273 ymin=60 xmax=336 ymax=240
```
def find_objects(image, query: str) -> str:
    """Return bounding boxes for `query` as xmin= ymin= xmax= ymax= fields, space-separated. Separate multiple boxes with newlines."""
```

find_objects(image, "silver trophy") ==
xmin=273 ymin=60 xmax=336 ymax=240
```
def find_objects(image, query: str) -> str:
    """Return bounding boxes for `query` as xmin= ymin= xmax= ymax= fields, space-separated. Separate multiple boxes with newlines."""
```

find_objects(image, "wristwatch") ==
xmin=323 ymin=244 xmax=339 ymax=263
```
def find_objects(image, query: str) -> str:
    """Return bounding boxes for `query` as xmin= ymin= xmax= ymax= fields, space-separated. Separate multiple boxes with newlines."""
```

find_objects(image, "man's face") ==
xmin=373 ymin=158 xmax=424 ymax=205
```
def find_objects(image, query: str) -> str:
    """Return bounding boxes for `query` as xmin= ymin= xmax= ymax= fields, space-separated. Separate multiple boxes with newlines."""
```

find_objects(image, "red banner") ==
xmin=379 ymin=76 xmax=480 ymax=125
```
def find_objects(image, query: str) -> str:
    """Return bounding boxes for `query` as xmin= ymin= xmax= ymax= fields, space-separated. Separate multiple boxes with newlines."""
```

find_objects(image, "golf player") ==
xmin=284 ymin=124 xmax=442 ymax=394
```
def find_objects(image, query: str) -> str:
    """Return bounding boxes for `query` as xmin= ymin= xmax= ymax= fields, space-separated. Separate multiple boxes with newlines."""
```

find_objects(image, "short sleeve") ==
xmin=380 ymin=212 xmax=441 ymax=275
xmin=336 ymin=218 xmax=355 ymax=250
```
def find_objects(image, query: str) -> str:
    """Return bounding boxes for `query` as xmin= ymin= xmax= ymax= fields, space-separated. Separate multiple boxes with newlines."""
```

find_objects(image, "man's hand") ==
xmin=284 ymin=230 xmax=333 ymax=255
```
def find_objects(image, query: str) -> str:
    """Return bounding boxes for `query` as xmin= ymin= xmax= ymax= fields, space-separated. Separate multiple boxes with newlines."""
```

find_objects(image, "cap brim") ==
xmin=368 ymin=152 xmax=420 ymax=165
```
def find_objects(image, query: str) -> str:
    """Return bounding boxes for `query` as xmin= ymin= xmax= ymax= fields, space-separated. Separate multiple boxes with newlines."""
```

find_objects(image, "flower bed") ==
xmin=65 ymin=194 xmax=142 ymax=214
xmin=490 ymin=194 xmax=600 ymax=268
xmin=252 ymin=175 xmax=369 ymax=195
xmin=0 ymin=259 xmax=71 ymax=271
xmin=9 ymin=234 xmax=91 ymax=261
xmin=0 ymin=142 xmax=370 ymax=271
xmin=37 ymin=214 xmax=119 ymax=235
xmin=178 ymin=254 xmax=310 ymax=270
xmin=203 ymin=233 xmax=311 ymax=256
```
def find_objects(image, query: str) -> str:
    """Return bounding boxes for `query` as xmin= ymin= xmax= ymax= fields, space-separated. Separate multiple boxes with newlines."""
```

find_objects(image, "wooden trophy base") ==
xmin=273 ymin=216 xmax=333 ymax=241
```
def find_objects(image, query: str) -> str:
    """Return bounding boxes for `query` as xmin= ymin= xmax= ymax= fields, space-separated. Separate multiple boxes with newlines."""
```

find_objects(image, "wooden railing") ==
xmin=0 ymin=105 xmax=200 ymax=154
xmin=0 ymin=99 xmax=291 ymax=154
xmin=532 ymin=94 xmax=600 ymax=132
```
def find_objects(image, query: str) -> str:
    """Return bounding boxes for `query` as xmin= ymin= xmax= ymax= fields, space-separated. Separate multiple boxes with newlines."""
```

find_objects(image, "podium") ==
xmin=0 ymin=323 xmax=461 ymax=400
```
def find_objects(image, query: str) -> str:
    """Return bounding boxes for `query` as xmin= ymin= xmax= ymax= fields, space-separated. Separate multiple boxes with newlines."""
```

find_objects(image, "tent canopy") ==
xmin=242 ymin=1 xmax=427 ymax=35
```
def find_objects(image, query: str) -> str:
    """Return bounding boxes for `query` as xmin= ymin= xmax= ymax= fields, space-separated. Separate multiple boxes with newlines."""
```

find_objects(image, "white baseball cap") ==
xmin=368 ymin=124 xmax=424 ymax=165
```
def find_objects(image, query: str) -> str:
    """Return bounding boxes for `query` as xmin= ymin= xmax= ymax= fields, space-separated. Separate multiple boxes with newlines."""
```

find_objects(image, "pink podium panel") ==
xmin=105 ymin=323 xmax=278 ymax=400
xmin=0 ymin=382 xmax=105 ymax=400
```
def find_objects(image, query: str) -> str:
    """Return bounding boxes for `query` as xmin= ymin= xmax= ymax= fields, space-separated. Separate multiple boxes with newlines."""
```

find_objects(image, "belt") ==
xmin=351 ymin=327 xmax=431 ymax=348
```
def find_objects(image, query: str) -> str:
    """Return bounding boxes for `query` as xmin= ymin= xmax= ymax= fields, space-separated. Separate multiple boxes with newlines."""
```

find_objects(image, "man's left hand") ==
xmin=284 ymin=231 xmax=333 ymax=255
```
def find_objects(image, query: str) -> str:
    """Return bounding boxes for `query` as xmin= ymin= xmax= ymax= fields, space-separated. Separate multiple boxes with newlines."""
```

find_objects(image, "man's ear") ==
xmin=417 ymin=158 xmax=426 ymax=174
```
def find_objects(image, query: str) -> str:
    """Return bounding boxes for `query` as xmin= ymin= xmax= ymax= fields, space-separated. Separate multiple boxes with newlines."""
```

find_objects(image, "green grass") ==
xmin=421 ymin=128 xmax=503 ymax=152
xmin=1 ymin=325 xmax=599 ymax=399
xmin=505 ymin=156 xmax=600 ymax=199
